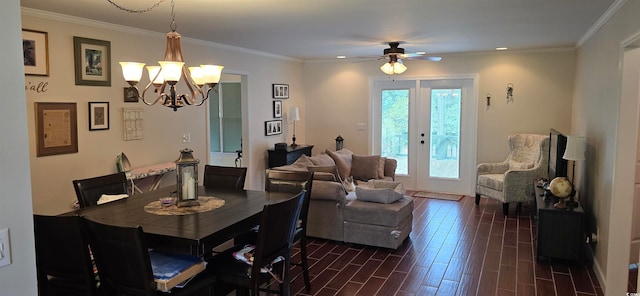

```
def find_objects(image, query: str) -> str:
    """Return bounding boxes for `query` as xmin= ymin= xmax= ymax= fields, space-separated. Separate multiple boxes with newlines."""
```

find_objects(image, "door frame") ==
xmin=371 ymin=74 xmax=479 ymax=194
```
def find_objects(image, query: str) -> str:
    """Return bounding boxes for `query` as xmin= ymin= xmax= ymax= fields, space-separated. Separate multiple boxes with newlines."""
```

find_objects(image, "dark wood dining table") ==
xmin=68 ymin=186 xmax=293 ymax=258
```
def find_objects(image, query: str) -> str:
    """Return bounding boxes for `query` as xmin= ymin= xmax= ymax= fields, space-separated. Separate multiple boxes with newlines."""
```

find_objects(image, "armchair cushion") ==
xmin=477 ymin=174 xmax=504 ymax=191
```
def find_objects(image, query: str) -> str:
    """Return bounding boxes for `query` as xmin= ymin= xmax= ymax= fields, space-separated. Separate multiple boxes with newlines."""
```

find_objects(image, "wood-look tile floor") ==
xmin=281 ymin=195 xmax=604 ymax=296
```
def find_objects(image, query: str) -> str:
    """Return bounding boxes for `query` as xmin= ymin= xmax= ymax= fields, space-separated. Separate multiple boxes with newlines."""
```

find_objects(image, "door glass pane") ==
xmin=381 ymin=89 xmax=409 ymax=174
xmin=429 ymin=88 xmax=461 ymax=178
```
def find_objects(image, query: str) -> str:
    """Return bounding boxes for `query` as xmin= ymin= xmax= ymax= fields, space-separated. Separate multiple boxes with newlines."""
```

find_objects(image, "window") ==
xmin=210 ymin=82 xmax=242 ymax=153
xmin=381 ymin=89 xmax=409 ymax=174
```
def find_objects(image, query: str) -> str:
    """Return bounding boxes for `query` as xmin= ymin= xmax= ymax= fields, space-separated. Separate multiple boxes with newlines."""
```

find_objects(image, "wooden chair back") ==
xmin=72 ymin=172 xmax=128 ymax=208
xmin=203 ymin=165 xmax=247 ymax=190
xmin=33 ymin=214 xmax=97 ymax=296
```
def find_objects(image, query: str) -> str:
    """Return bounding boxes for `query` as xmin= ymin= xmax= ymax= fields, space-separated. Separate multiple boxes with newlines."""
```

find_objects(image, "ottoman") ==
xmin=343 ymin=194 xmax=413 ymax=249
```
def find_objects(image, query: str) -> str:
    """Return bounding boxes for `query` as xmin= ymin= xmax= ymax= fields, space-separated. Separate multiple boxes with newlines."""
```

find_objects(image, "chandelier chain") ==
xmin=169 ymin=0 xmax=177 ymax=32
xmin=106 ymin=0 xmax=167 ymax=14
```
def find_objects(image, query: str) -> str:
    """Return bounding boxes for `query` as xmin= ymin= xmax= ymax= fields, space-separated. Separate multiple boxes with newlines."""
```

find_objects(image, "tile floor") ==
xmin=280 ymin=194 xmax=604 ymax=296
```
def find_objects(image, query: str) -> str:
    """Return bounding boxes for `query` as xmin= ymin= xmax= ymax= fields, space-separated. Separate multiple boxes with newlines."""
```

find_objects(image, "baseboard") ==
xmin=586 ymin=245 xmax=606 ymax=293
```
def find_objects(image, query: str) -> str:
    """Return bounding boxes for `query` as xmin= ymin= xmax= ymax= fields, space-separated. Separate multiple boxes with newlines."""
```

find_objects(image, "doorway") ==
xmin=372 ymin=76 xmax=477 ymax=195
xmin=208 ymin=73 xmax=245 ymax=167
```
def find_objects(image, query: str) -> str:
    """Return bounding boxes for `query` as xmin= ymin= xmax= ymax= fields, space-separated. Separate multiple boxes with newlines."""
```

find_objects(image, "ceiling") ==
xmin=20 ymin=0 xmax=616 ymax=61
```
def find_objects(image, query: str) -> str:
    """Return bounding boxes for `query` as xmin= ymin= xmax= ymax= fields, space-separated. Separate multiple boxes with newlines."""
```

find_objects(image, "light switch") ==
xmin=0 ymin=228 xmax=10 ymax=267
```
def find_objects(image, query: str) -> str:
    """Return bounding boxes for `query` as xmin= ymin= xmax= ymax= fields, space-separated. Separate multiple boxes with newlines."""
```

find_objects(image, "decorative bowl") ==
xmin=159 ymin=197 xmax=177 ymax=207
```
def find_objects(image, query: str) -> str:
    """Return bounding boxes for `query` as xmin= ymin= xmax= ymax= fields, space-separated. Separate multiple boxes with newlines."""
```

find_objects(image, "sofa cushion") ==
xmin=345 ymin=196 xmax=413 ymax=227
xmin=308 ymin=165 xmax=339 ymax=182
xmin=325 ymin=148 xmax=354 ymax=180
xmin=308 ymin=153 xmax=336 ymax=167
xmin=351 ymin=155 xmax=380 ymax=181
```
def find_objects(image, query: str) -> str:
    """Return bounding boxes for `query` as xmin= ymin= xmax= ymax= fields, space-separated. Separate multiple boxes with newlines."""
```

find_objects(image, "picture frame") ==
xmin=22 ymin=29 xmax=49 ymax=76
xmin=123 ymin=87 xmax=139 ymax=102
xmin=272 ymin=83 xmax=289 ymax=99
xmin=35 ymin=102 xmax=78 ymax=157
xmin=88 ymin=102 xmax=110 ymax=131
xmin=73 ymin=36 xmax=111 ymax=86
xmin=273 ymin=100 xmax=282 ymax=118
xmin=265 ymin=120 xmax=283 ymax=136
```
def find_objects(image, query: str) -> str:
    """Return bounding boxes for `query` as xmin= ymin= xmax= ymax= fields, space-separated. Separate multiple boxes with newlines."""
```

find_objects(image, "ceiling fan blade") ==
xmin=404 ymin=55 xmax=442 ymax=61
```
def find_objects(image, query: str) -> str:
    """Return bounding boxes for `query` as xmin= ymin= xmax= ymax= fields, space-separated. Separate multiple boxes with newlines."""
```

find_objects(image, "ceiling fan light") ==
xmin=119 ymin=62 xmax=145 ymax=83
xmin=380 ymin=62 xmax=395 ymax=75
xmin=394 ymin=61 xmax=407 ymax=74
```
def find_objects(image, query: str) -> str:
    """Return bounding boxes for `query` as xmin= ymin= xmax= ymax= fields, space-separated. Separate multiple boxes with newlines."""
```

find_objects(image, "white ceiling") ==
xmin=20 ymin=0 xmax=615 ymax=61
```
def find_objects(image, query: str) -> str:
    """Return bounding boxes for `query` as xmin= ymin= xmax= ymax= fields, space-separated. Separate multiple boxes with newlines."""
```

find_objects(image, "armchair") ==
xmin=475 ymin=134 xmax=549 ymax=215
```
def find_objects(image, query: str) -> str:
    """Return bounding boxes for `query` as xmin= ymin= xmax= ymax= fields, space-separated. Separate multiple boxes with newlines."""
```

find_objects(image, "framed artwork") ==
xmin=89 ymin=102 xmax=110 ymax=131
xmin=272 ymin=83 xmax=289 ymax=99
xmin=22 ymin=29 xmax=49 ymax=76
xmin=265 ymin=120 xmax=283 ymax=136
xmin=273 ymin=100 xmax=282 ymax=118
xmin=73 ymin=36 xmax=111 ymax=86
xmin=124 ymin=87 xmax=139 ymax=102
xmin=35 ymin=102 xmax=78 ymax=157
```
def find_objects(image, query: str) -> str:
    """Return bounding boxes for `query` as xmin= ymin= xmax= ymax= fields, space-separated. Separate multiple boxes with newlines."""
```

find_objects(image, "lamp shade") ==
xmin=158 ymin=61 xmax=184 ymax=82
xmin=290 ymin=107 xmax=300 ymax=121
xmin=563 ymin=135 xmax=585 ymax=161
xmin=120 ymin=62 xmax=145 ymax=82
xmin=380 ymin=62 xmax=395 ymax=75
xmin=146 ymin=65 xmax=164 ymax=84
xmin=201 ymin=65 xmax=224 ymax=84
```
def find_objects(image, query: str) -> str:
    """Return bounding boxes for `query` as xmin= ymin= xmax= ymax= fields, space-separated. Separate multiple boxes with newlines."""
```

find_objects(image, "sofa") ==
xmin=271 ymin=148 xmax=413 ymax=249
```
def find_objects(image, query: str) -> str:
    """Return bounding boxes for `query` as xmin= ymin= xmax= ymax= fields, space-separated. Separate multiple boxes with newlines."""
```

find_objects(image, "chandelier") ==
xmin=118 ymin=0 xmax=223 ymax=111
xmin=380 ymin=55 xmax=407 ymax=75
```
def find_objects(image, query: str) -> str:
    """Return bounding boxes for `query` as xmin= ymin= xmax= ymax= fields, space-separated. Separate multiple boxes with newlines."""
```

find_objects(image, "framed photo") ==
xmin=123 ymin=87 xmax=139 ymax=102
xmin=73 ymin=36 xmax=111 ymax=86
xmin=265 ymin=120 xmax=283 ymax=136
xmin=273 ymin=100 xmax=282 ymax=118
xmin=22 ymin=29 xmax=49 ymax=76
xmin=35 ymin=102 xmax=78 ymax=157
xmin=88 ymin=102 xmax=110 ymax=131
xmin=272 ymin=84 xmax=289 ymax=99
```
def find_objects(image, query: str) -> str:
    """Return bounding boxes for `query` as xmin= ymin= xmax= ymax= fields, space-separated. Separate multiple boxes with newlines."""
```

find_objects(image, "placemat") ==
xmin=144 ymin=196 xmax=225 ymax=216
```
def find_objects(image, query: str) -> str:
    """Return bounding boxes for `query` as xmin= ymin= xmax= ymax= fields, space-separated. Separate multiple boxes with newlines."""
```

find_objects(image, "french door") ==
xmin=373 ymin=76 xmax=477 ymax=195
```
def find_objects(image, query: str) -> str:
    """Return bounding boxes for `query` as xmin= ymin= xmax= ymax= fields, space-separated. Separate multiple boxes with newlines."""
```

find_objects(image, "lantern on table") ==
xmin=176 ymin=148 xmax=200 ymax=207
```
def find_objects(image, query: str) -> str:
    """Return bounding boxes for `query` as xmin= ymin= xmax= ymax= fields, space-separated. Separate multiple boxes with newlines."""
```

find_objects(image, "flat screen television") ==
xmin=548 ymin=128 xmax=568 ymax=181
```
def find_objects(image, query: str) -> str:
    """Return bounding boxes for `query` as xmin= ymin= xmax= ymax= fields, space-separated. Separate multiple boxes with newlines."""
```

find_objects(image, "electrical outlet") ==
xmin=0 ymin=228 xmax=11 ymax=267
xmin=182 ymin=133 xmax=191 ymax=143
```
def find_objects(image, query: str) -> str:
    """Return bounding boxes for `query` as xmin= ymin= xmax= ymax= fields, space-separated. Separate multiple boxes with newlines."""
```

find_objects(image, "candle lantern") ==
xmin=335 ymin=135 xmax=344 ymax=151
xmin=175 ymin=148 xmax=200 ymax=207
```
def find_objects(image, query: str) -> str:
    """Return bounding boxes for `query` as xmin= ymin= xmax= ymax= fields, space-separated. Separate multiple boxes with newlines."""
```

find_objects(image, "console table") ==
xmin=533 ymin=181 xmax=585 ymax=264
xmin=267 ymin=145 xmax=313 ymax=168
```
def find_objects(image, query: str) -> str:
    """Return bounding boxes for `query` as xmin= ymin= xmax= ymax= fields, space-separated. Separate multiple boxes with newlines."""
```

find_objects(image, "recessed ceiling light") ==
xmin=336 ymin=55 xmax=346 ymax=59
xmin=496 ymin=47 xmax=508 ymax=51
xmin=415 ymin=51 xmax=426 ymax=55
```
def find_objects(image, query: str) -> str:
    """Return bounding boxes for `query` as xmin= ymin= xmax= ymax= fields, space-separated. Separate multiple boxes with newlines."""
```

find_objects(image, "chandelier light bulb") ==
xmin=119 ymin=62 xmax=145 ymax=83
xmin=158 ymin=61 xmax=184 ymax=82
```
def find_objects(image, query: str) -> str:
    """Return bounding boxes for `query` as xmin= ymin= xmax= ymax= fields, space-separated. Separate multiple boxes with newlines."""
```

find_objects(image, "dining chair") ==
xmin=263 ymin=170 xmax=314 ymax=292
xmin=203 ymin=165 xmax=247 ymax=190
xmin=72 ymin=172 xmax=128 ymax=208
xmin=83 ymin=217 xmax=215 ymax=296
xmin=33 ymin=214 xmax=98 ymax=296
xmin=207 ymin=190 xmax=306 ymax=296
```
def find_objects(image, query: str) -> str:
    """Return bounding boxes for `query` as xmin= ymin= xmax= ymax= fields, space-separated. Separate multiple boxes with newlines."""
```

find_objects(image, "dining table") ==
xmin=67 ymin=185 xmax=294 ymax=258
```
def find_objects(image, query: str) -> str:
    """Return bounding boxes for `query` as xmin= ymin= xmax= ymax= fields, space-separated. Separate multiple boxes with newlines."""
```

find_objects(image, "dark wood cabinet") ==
xmin=267 ymin=145 xmax=313 ymax=168
xmin=533 ymin=182 xmax=585 ymax=264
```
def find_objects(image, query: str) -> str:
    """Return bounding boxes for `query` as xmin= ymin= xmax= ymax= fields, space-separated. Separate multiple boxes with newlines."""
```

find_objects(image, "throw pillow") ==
xmin=378 ymin=156 xmax=386 ymax=179
xmin=325 ymin=148 xmax=354 ymax=180
xmin=351 ymin=154 xmax=380 ymax=181
xmin=355 ymin=186 xmax=403 ymax=204
xmin=308 ymin=153 xmax=336 ymax=167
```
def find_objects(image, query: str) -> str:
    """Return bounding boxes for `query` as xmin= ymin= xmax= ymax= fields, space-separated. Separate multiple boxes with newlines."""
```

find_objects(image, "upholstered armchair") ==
xmin=475 ymin=134 xmax=549 ymax=215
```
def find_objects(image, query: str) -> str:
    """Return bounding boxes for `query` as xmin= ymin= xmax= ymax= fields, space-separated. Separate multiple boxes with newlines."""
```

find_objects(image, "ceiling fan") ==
xmin=379 ymin=42 xmax=441 ymax=75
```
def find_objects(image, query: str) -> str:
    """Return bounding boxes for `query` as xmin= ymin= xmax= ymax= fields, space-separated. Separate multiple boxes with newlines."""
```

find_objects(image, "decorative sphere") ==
xmin=549 ymin=177 xmax=572 ymax=198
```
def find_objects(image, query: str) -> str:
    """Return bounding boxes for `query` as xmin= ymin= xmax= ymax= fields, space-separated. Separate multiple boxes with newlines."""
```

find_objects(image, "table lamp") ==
xmin=562 ymin=135 xmax=585 ymax=207
xmin=290 ymin=107 xmax=300 ymax=147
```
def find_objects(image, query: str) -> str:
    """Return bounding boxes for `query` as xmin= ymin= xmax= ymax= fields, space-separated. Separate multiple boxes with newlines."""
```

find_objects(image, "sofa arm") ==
xmin=384 ymin=158 xmax=397 ymax=180
xmin=310 ymin=180 xmax=347 ymax=204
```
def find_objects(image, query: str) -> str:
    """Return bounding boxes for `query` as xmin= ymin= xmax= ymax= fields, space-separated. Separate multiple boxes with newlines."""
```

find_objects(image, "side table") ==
xmin=267 ymin=145 xmax=313 ymax=168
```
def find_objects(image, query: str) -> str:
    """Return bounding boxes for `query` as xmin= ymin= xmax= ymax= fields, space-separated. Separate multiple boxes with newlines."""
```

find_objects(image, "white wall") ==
xmin=0 ymin=1 xmax=38 ymax=295
xmin=22 ymin=9 xmax=305 ymax=215
xmin=573 ymin=1 xmax=640 ymax=294
xmin=303 ymin=50 xmax=576 ymax=164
